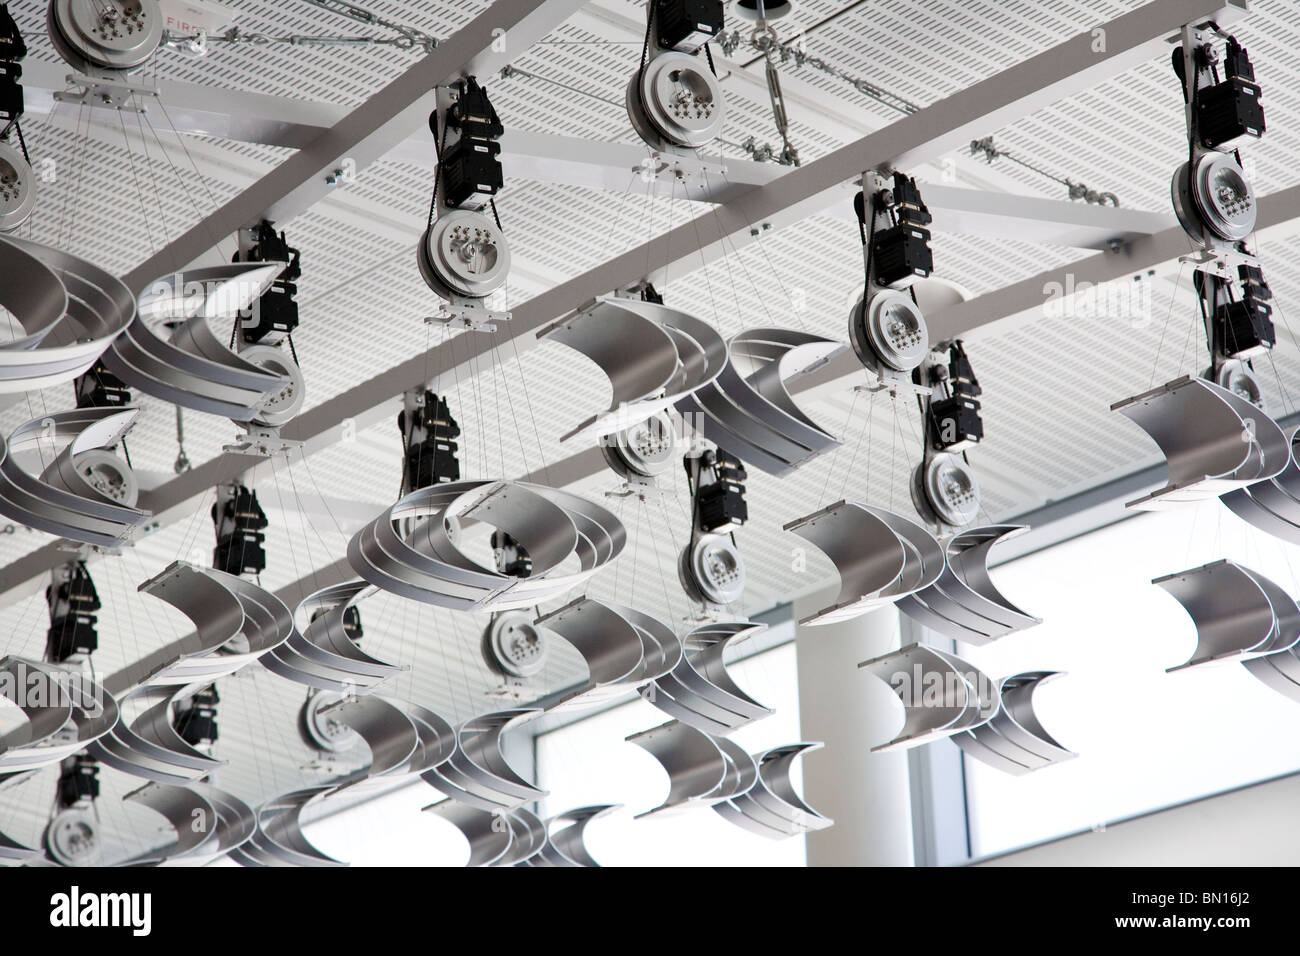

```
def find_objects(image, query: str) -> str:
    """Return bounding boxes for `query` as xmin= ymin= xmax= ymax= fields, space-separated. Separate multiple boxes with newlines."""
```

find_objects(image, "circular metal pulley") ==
xmin=1217 ymin=359 xmax=1264 ymax=409
xmin=483 ymin=610 xmax=548 ymax=678
xmin=300 ymin=692 xmax=361 ymax=753
xmin=626 ymin=52 xmax=725 ymax=150
xmin=602 ymin=412 xmax=678 ymax=479
xmin=48 ymin=0 xmax=164 ymax=73
xmin=73 ymin=449 xmax=139 ymax=507
xmin=418 ymin=209 xmax=511 ymax=299
xmin=679 ymin=533 xmax=746 ymax=606
xmin=0 ymin=142 xmax=36 ymax=233
xmin=240 ymin=344 xmax=305 ymax=427
xmin=912 ymin=453 xmax=981 ymax=528
xmin=850 ymin=289 xmax=929 ymax=373
xmin=1172 ymin=152 xmax=1257 ymax=243
xmin=45 ymin=809 xmax=101 ymax=866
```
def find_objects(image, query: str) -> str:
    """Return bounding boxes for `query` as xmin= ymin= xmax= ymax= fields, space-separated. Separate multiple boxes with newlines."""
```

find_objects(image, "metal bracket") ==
xmin=53 ymin=71 xmax=158 ymax=112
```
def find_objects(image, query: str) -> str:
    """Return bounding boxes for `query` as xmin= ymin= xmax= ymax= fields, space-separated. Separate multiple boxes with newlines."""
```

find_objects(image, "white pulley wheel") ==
xmin=915 ymin=453 xmax=981 ymax=527
xmin=602 ymin=412 xmax=677 ymax=479
xmin=301 ymin=692 xmax=361 ymax=753
xmin=72 ymin=449 xmax=139 ymax=507
xmin=629 ymin=52 xmax=725 ymax=149
xmin=0 ymin=142 xmax=36 ymax=233
xmin=484 ymin=610 xmax=548 ymax=678
xmin=418 ymin=210 xmax=511 ymax=299
xmin=1173 ymin=153 xmax=1257 ymax=242
xmin=858 ymin=290 xmax=928 ymax=372
xmin=1217 ymin=360 xmax=1264 ymax=408
xmin=736 ymin=0 xmax=795 ymax=20
xmin=680 ymin=534 xmax=746 ymax=605
xmin=241 ymin=344 xmax=305 ymax=427
xmin=48 ymin=0 xmax=164 ymax=73
xmin=46 ymin=809 xmax=101 ymax=866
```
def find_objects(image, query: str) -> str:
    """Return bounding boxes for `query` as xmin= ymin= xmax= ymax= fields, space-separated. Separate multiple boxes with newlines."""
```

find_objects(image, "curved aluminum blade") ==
xmin=0 ymin=659 xmax=119 ymax=774
xmin=645 ymin=620 xmax=774 ymax=734
xmin=715 ymin=742 xmax=833 ymax=838
xmin=229 ymin=787 xmax=345 ymax=867
xmin=262 ymin=580 xmax=404 ymax=693
xmin=897 ymin=524 xmax=1041 ymax=645
xmin=0 ymin=236 xmax=135 ymax=393
xmin=953 ymin=671 xmax=1077 ymax=775
xmin=101 ymin=262 xmax=293 ymax=421
xmin=119 ymin=782 xmax=221 ymax=865
xmin=1223 ymin=431 xmax=1300 ymax=545
xmin=1112 ymin=375 xmax=1289 ymax=510
xmin=0 ymin=657 xmax=74 ymax=757
xmin=108 ymin=562 xmax=294 ymax=695
xmin=785 ymin=501 xmax=944 ymax=626
xmin=540 ymin=297 xmax=727 ymax=441
xmin=521 ymin=804 xmax=620 ymax=868
xmin=536 ymin=597 xmax=682 ymax=713
xmin=422 ymin=709 xmax=547 ymax=812
xmin=425 ymin=801 xmax=547 ymax=867
xmin=675 ymin=327 xmax=846 ymax=476
xmin=627 ymin=719 xmax=758 ymax=817
xmin=319 ymin=695 xmax=421 ymax=792
xmin=0 ymin=407 xmax=149 ymax=547
xmin=858 ymin=642 xmax=999 ymax=751
xmin=348 ymin=479 xmax=625 ymax=611
xmin=88 ymin=685 xmax=224 ymax=785
xmin=1154 ymin=559 xmax=1300 ymax=671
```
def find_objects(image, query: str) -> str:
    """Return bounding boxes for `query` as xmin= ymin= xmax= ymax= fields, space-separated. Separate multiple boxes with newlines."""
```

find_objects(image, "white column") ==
xmin=795 ymin=589 xmax=914 ymax=866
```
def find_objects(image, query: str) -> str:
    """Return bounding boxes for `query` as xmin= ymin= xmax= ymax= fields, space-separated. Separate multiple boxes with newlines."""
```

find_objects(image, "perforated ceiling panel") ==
xmin=2 ymin=0 xmax=1300 ymax=864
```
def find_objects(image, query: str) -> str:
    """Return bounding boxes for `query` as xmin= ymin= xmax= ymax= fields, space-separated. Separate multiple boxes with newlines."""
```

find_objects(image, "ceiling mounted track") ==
xmin=538 ymin=296 xmax=727 ymax=442
xmin=347 ymin=480 xmax=625 ymax=611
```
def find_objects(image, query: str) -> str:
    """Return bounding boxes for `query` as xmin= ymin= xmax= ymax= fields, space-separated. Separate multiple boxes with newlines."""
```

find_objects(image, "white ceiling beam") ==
xmin=22 ymin=62 xmax=1174 ymax=249
xmin=0 ymin=0 xmax=1251 ymax=606
xmin=115 ymin=0 xmax=593 ymax=292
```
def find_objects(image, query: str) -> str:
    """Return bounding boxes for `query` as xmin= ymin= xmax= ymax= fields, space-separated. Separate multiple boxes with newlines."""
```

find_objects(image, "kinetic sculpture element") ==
xmin=784 ymin=501 xmax=944 ymax=626
xmin=860 ymin=644 xmax=1075 ymax=774
xmin=422 ymin=709 xmax=547 ymax=812
xmin=348 ymin=480 xmax=625 ymax=611
xmin=1112 ymin=376 xmax=1288 ymax=509
xmin=715 ymin=742 xmax=833 ymax=838
xmin=103 ymin=263 xmax=302 ymax=423
xmin=1154 ymin=559 xmax=1300 ymax=670
xmin=229 ymin=787 xmax=344 ymax=868
xmin=676 ymin=328 xmax=846 ymax=477
xmin=1223 ymin=432 xmax=1300 ymax=545
xmin=645 ymin=620 xmax=774 ymax=734
xmin=0 ymin=407 xmax=148 ymax=548
xmin=0 ymin=236 xmax=136 ymax=392
xmin=538 ymin=297 xmax=727 ymax=441
xmin=424 ymin=801 xmax=547 ymax=867
xmin=627 ymin=719 xmax=757 ymax=817
xmin=536 ymin=598 xmax=682 ymax=713
xmin=263 ymin=580 xmax=404 ymax=693
xmin=521 ymin=804 xmax=619 ymax=868
xmin=896 ymin=525 xmax=1041 ymax=645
